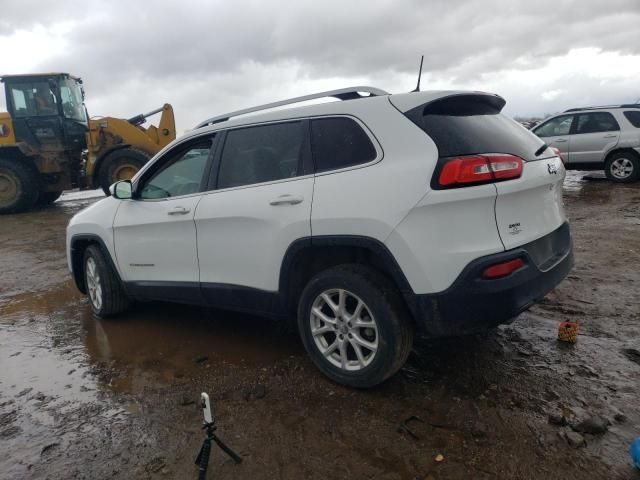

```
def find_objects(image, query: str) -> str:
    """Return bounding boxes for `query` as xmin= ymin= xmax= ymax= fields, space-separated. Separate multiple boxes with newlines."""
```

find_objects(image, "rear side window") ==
xmin=406 ymin=95 xmax=546 ymax=161
xmin=310 ymin=117 xmax=376 ymax=172
xmin=217 ymin=121 xmax=304 ymax=189
xmin=534 ymin=115 xmax=574 ymax=137
xmin=575 ymin=112 xmax=619 ymax=134
xmin=623 ymin=111 xmax=640 ymax=128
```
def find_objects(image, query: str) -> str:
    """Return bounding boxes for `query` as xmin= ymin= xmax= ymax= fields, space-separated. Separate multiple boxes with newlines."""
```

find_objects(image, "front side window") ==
xmin=9 ymin=82 xmax=58 ymax=117
xmin=310 ymin=117 xmax=377 ymax=172
xmin=575 ymin=112 xmax=619 ymax=134
xmin=534 ymin=115 xmax=574 ymax=138
xmin=139 ymin=140 xmax=212 ymax=200
xmin=60 ymin=80 xmax=87 ymax=123
xmin=217 ymin=121 xmax=304 ymax=189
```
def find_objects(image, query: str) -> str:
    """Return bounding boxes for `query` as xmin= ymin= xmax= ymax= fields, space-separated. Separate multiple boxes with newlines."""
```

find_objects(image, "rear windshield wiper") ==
xmin=535 ymin=143 xmax=549 ymax=157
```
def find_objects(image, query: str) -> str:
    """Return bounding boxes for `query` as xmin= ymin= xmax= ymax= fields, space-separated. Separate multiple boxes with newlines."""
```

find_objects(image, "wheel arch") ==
xmin=279 ymin=236 xmax=414 ymax=319
xmin=70 ymin=234 xmax=123 ymax=294
xmin=605 ymin=147 xmax=640 ymax=163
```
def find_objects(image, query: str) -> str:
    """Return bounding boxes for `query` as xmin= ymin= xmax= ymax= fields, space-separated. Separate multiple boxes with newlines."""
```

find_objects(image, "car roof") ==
xmin=186 ymin=88 xmax=501 ymax=142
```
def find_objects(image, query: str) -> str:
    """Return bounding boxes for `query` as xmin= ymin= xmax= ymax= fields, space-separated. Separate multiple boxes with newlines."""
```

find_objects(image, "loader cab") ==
xmin=1 ymin=73 xmax=88 ymax=154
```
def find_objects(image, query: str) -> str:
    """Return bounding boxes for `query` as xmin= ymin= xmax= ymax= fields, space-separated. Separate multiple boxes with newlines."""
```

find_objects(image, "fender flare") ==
xmin=278 ymin=235 xmax=414 ymax=306
xmin=69 ymin=234 xmax=124 ymax=294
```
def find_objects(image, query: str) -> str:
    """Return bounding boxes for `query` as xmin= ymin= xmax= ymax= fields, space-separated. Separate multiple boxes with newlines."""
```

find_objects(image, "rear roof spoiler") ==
xmin=389 ymin=91 xmax=505 ymax=114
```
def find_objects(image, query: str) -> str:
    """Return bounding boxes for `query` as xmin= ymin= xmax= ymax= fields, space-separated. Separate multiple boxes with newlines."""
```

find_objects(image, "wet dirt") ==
xmin=0 ymin=172 xmax=638 ymax=479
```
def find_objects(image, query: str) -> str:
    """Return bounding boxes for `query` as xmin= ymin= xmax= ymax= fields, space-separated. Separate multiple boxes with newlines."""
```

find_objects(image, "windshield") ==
xmin=8 ymin=81 xmax=58 ymax=117
xmin=59 ymin=79 xmax=88 ymax=123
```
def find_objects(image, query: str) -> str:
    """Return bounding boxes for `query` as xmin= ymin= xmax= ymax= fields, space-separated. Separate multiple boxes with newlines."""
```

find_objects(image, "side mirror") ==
xmin=111 ymin=180 xmax=132 ymax=199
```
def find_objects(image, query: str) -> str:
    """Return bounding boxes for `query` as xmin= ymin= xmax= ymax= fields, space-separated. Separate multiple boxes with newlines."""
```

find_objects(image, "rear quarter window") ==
xmin=623 ymin=111 xmax=640 ymax=128
xmin=310 ymin=117 xmax=377 ymax=173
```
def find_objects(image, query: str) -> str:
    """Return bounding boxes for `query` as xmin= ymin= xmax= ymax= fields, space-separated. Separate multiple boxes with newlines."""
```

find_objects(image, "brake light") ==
xmin=437 ymin=154 xmax=523 ymax=188
xmin=551 ymin=147 xmax=565 ymax=164
xmin=482 ymin=258 xmax=525 ymax=279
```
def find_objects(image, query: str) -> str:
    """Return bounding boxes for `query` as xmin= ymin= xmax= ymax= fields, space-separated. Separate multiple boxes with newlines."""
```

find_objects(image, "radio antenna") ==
xmin=411 ymin=55 xmax=424 ymax=92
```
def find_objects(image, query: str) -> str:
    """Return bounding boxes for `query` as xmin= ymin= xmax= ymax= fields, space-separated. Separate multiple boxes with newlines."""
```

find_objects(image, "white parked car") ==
xmin=67 ymin=87 xmax=572 ymax=388
xmin=531 ymin=105 xmax=640 ymax=182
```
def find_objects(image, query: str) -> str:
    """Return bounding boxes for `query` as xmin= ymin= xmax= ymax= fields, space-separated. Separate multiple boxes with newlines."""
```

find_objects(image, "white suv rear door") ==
xmin=194 ymin=121 xmax=313 ymax=297
xmin=113 ymin=137 xmax=215 ymax=285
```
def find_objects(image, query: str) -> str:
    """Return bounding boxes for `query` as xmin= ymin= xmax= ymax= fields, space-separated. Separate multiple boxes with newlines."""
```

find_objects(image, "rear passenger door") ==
xmin=194 ymin=120 xmax=314 ymax=309
xmin=568 ymin=112 xmax=620 ymax=164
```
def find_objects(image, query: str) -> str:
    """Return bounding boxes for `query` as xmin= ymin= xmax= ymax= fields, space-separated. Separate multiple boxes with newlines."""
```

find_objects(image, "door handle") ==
xmin=603 ymin=134 xmax=617 ymax=138
xmin=269 ymin=195 xmax=304 ymax=206
xmin=167 ymin=206 xmax=190 ymax=215
xmin=554 ymin=138 xmax=568 ymax=143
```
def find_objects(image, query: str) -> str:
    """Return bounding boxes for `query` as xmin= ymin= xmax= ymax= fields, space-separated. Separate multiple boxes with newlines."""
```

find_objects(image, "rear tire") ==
xmin=0 ymin=158 xmax=39 ymax=214
xmin=37 ymin=191 xmax=63 ymax=205
xmin=83 ymin=245 xmax=130 ymax=317
xmin=297 ymin=264 xmax=413 ymax=388
xmin=604 ymin=151 xmax=639 ymax=183
xmin=98 ymin=148 xmax=150 ymax=195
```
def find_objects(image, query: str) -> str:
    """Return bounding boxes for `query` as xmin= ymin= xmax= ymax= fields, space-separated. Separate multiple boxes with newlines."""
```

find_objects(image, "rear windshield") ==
xmin=405 ymin=95 xmax=546 ymax=161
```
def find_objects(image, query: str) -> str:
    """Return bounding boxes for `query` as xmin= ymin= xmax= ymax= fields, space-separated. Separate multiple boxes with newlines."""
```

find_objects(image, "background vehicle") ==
xmin=0 ymin=73 xmax=176 ymax=213
xmin=67 ymin=87 xmax=572 ymax=388
xmin=531 ymin=105 xmax=640 ymax=182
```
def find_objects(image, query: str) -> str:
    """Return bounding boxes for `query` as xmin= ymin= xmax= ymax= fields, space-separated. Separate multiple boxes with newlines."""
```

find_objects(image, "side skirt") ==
xmin=123 ymin=281 xmax=284 ymax=318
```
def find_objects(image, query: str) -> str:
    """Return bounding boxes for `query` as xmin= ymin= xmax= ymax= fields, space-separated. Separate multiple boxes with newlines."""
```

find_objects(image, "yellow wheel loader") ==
xmin=0 ymin=73 xmax=175 ymax=213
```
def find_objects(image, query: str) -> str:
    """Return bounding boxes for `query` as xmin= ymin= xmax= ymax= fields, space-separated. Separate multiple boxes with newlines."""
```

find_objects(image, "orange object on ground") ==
xmin=558 ymin=322 xmax=578 ymax=343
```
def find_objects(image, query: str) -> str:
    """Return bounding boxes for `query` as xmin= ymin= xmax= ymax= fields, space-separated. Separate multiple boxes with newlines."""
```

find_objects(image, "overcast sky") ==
xmin=2 ymin=0 xmax=640 ymax=131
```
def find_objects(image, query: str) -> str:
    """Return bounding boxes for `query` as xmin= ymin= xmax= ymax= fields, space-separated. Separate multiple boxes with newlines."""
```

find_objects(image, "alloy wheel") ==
xmin=610 ymin=157 xmax=634 ymax=180
xmin=85 ymin=257 xmax=103 ymax=311
xmin=310 ymin=288 xmax=378 ymax=371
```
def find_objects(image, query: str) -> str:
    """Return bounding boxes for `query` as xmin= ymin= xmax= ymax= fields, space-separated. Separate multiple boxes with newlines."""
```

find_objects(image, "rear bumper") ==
xmin=404 ymin=222 xmax=573 ymax=337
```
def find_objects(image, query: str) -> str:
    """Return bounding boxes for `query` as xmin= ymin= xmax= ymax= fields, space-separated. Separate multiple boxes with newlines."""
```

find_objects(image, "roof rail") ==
xmin=195 ymin=86 xmax=389 ymax=128
xmin=564 ymin=104 xmax=640 ymax=112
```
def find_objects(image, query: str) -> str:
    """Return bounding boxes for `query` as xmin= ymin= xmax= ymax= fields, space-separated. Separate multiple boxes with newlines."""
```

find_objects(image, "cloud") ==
xmin=1 ymin=0 xmax=640 ymax=128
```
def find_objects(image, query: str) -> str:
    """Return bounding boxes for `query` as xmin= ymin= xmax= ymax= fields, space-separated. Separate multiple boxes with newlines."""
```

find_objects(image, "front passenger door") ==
xmin=113 ymin=136 xmax=215 ymax=299
xmin=532 ymin=114 xmax=574 ymax=161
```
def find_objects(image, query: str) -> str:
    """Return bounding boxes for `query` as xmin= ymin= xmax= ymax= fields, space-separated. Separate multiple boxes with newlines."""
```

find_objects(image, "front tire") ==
xmin=297 ymin=265 xmax=413 ymax=388
xmin=97 ymin=148 xmax=150 ymax=195
xmin=0 ymin=158 xmax=39 ymax=214
xmin=83 ymin=245 xmax=130 ymax=317
xmin=604 ymin=151 xmax=639 ymax=183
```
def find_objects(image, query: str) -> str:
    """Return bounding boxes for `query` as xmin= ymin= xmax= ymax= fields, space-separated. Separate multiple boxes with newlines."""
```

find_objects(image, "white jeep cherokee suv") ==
xmin=67 ymin=87 xmax=573 ymax=388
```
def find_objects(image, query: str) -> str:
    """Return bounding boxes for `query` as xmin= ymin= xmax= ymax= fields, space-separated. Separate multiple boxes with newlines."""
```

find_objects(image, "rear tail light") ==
xmin=437 ymin=154 xmax=523 ymax=188
xmin=482 ymin=258 xmax=525 ymax=279
xmin=551 ymin=147 xmax=565 ymax=164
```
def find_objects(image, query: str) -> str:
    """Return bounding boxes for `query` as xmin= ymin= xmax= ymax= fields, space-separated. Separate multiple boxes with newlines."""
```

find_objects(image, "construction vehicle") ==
xmin=0 ymin=72 xmax=175 ymax=214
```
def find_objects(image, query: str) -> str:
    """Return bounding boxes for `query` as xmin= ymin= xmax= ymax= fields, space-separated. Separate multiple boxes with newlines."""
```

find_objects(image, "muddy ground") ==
xmin=0 ymin=172 xmax=638 ymax=480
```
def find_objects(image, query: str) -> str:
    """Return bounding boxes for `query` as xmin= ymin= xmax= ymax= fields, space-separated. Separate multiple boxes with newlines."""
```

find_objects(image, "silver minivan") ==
xmin=532 ymin=106 xmax=640 ymax=182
